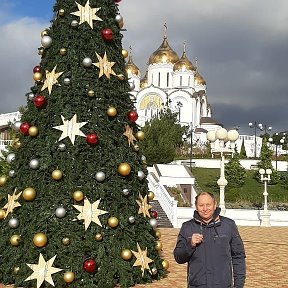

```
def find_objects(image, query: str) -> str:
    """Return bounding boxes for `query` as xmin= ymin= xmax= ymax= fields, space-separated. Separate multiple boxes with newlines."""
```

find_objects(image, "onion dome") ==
xmin=148 ymin=26 xmax=179 ymax=65
xmin=173 ymin=44 xmax=195 ymax=72
xmin=125 ymin=55 xmax=140 ymax=76
xmin=140 ymin=71 xmax=148 ymax=89
xmin=195 ymin=70 xmax=206 ymax=85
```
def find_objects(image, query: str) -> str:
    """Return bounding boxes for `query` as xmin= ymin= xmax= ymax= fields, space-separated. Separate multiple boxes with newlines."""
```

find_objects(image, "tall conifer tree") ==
xmin=0 ymin=0 xmax=167 ymax=287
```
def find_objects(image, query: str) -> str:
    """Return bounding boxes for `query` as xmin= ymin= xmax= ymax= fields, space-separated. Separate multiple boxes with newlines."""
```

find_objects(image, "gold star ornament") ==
xmin=123 ymin=124 xmax=137 ymax=146
xmin=136 ymin=194 xmax=152 ymax=218
xmin=3 ymin=189 xmax=22 ymax=218
xmin=73 ymin=198 xmax=108 ymax=230
xmin=41 ymin=65 xmax=63 ymax=95
xmin=25 ymin=253 xmax=63 ymax=288
xmin=53 ymin=114 xmax=87 ymax=145
xmin=71 ymin=0 xmax=102 ymax=29
xmin=93 ymin=51 xmax=116 ymax=78
xmin=132 ymin=243 xmax=153 ymax=276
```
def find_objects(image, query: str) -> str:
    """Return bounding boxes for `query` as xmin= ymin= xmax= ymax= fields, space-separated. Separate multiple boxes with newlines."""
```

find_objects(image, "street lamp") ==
xmin=268 ymin=133 xmax=285 ymax=171
xmin=259 ymin=168 xmax=272 ymax=227
xmin=249 ymin=122 xmax=272 ymax=158
xmin=182 ymin=123 xmax=196 ymax=169
xmin=206 ymin=128 xmax=239 ymax=215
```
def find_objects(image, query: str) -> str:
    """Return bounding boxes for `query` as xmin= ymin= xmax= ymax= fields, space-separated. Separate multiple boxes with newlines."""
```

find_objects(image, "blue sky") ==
xmin=0 ymin=0 xmax=288 ymax=134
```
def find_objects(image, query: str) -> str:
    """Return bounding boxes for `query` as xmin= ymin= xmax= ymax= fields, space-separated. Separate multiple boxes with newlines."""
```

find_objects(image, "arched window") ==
xmin=158 ymin=72 xmax=161 ymax=87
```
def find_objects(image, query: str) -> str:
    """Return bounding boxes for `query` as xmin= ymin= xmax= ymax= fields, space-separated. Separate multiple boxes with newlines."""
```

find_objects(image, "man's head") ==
xmin=195 ymin=192 xmax=217 ymax=222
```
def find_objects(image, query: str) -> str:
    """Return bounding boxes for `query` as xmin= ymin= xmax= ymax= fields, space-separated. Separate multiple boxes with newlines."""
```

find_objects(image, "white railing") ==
xmin=147 ymin=173 xmax=178 ymax=227
xmin=0 ymin=140 xmax=12 ymax=154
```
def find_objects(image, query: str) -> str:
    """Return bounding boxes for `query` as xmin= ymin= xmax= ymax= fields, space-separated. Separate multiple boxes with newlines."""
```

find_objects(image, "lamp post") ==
xmin=268 ymin=133 xmax=285 ymax=171
xmin=182 ymin=123 xmax=195 ymax=169
xmin=259 ymin=168 xmax=272 ymax=227
xmin=249 ymin=122 xmax=272 ymax=158
xmin=206 ymin=128 xmax=239 ymax=215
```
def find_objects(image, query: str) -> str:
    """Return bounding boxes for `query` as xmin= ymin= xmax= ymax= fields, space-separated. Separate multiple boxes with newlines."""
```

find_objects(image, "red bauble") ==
xmin=151 ymin=210 xmax=158 ymax=219
xmin=33 ymin=95 xmax=46 ymax=109
xmin=33 ymin=66 xmax=41 ymax=73
xmin=101 ymin=28 xmax=113 ymax=41
xmin=83 ymin=259 xmax=96 ymax=273
xmin=86 ymin=133 xmax=99 ymax=146
xmin=115 ymin=0 xmax=122 ymax=3
xmin=127 ymin=111 xmax=138 ymax=122
xmin=20 ymin=122 xmax=30 ymax=135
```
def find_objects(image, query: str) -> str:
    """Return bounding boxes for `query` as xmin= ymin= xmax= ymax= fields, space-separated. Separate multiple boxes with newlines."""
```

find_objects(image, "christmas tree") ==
xmin=0 ymin=0 xmax=168 ymax=287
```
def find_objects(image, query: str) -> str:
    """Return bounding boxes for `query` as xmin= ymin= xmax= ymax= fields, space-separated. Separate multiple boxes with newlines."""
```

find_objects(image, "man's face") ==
xmin=196 ymin=194 xmax=216 ymax=222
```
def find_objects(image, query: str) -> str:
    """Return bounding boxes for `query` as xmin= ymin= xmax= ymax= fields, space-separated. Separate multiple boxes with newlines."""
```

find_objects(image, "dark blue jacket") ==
xmin=173 ymin=208 xmax=246 ymax=288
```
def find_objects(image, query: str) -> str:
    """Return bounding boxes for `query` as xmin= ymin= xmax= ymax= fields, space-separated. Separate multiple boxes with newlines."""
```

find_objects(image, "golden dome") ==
xmin=195 ymin=71 xmax=206 ymax=85
xmin=173 ymin=50 xmax=195 ymax=72
xmin=148 ymin=35 xmax=179 ymax=65
xmin=140 ymin=71 xmax=148 ymax=89
xmin=125 ymin=55 xmax=140 ymax=76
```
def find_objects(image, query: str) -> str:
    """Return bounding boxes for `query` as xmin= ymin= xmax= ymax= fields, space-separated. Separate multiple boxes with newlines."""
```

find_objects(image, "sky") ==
xmin=0 ymin=0 xmax=287 ymax=135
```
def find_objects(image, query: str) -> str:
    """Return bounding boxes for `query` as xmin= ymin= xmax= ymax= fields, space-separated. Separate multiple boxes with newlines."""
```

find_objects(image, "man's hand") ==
xmin=190 ymin=233 xmax=203 ymax=247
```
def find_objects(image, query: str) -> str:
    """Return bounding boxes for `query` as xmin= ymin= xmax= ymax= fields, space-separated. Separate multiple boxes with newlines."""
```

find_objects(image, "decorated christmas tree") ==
xmin=0 ymin=0 xmax=168 ymax=287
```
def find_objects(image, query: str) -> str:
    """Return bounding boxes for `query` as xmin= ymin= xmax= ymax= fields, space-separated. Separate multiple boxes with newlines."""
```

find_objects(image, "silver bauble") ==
xmin=28 ymin=92 xmax=35 ymax=100
xmin=12 ymin=121 xmax=22 ymax=131
xmin=9 ymin=170 xmax=16 ymax=178
xmin=9 ymin=218 xmax=19 ymax=229
xmin=55 ymin=207 xmax=66 ymax=218
xmin=6 ymin=153 xmax=16 ymax=164
xmin=128 ymin=216 xmax=135 ymax=224
xmin=141 ymin=155 xmax=146 ymax=162
xmin=71 ymin=20 xmax=79 ymax=27
xmin=129 ymin=82 xmax=135 ymax=91
xmin=115 ymin=14 xmax=123 ymax=24
xmin=95 ymin=171 xmax=105 ymax=182
xmin=63 ymin=78 xmax=71 ymax=85
xmin=149 ymin=218 xmax=158 ymax=229
xmin=138 ymin=171 xmax=145 ymax=180
xmin=58 ymin=143 xmax=66 ymax=151
xmin=41 ymin=35 xmax=52 ymax=48
xmin=83 ymin=57 xmax=92 ymax=67
xmin=122 ymin=188 xmax=129 ymax=196
xmin=29 ymin=159 xmax=40 ymax=169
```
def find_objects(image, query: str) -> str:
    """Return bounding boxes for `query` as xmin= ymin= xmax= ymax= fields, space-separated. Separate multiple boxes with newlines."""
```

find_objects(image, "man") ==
xmin=173 ymin=192 xmax=246 ymax=288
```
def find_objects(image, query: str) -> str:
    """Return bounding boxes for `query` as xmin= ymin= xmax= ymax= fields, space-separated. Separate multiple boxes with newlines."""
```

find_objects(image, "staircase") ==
xmin=150 ymin=199 xmax=173 ymax=228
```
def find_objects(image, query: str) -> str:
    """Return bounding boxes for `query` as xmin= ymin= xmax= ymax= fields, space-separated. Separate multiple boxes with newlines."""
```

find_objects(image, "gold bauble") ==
xmin=38 ymin=47 xmax=44 ymax=55
xmin=22 ymin=187 xmax=36 ymax=201
xmin=28 ymin=126 xmax=39 ymax=137
xmin=155 ymin=240 xmax=163 ymax=251
xmin=118 ymin=163 xmax=131 ymax=176
xmin=52 ymin=169 xmax=63 ymax=180
xmin=133 ymin=144 xmax=140 ymax=151
xmin=58 ymin=9 xmax=65 ymax=16
xmin=73 ymin=190 xmax=84 ymax=201
xmin=13 ymin=267 xmax=20 ymax=274
xmin=121 ymin=249 xmax=132 ymax=261
xmin=41 ymin=30 xmax=48 ymax=37
xmin=59 ymin=48 xmax=67 ymax=55
xmin=87 ymin=90 xmax=95 ymax=97
xmin=148 ymin=191 xmax=155 ymax=201
xmin=162 ymin=259 xmax=169 ymax=270
xmin=62 ymin=237 xmax=71 ymax=246
xmin=33 ymin=72 xmax=42 ymax=81
xmin=10 ymin=235 xmax=21 ymax=246
xmin=63 ymin=271 xmax=75 ymax=283
xmin=122 ymin=49 xmax=129 ymax=58
xmin=14 ymin=141 xmax=22 ymax=149
xmin=136 ymin=131 xmax=145 ymax=141
xmin=108 ymin=216 xmax=119 ymax=228
xmin=155 ymin=230 xmax=161 ymax=239
xmin=107 ymin=106 xmax=117 ymax=117
xmin=95 ymin=233 xmax=103 ymax=241
xmin=33 ymin=233 xmax=48 ymax=248
xmin=0 ymin=176 xmax=7 ymax=187
xmin=0 ymin=209 xmax=6 ymax=220
xmin=117 ymin=74 xmax=125 ymax=80
xmin=151 ymin=267 xmax=158 ymax=275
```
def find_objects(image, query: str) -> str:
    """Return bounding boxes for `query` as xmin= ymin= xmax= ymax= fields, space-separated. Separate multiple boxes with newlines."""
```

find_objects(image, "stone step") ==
xmin=150 ymin=199 xmax=173 ymax=228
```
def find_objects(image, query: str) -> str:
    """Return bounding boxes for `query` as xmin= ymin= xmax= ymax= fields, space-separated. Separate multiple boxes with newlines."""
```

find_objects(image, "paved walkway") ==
xmin=1 ymin=227 xmax=288 ymax=287
xmin=136 ymin=227 xmax=288 ymax=288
